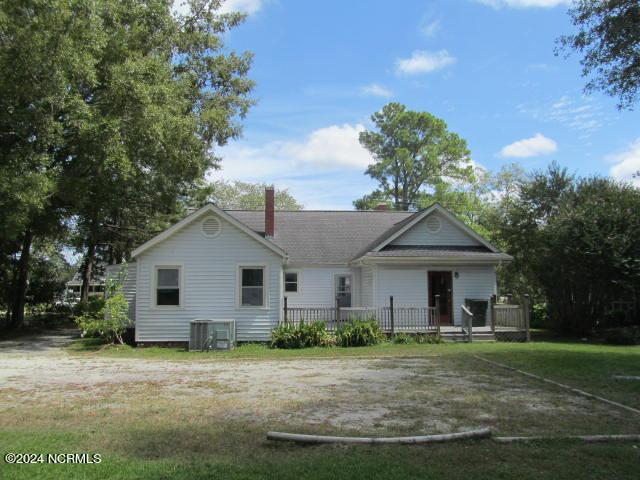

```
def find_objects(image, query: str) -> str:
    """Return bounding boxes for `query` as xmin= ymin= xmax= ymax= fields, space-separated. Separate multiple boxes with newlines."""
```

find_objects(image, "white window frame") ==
xmin=335 ymin=273 xmax=353 ymax=308
xmin=284 ymin=270 xmax=301 ymax=295
xmin=153 ymin=264 xmax=183 ymax=309
xmin=237 ymin=265 xmax=269 ymax=309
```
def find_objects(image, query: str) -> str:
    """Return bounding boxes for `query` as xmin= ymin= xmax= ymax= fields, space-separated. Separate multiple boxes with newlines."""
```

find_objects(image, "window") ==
xmin=156 ymin=267 xmax=181 ymax=306
xmin=240 ymin=267 xmax=264 ymax=306
xmin=284 ymin=272 xmax=298 ymax=293
xmin=335 ymin=275 xmax=352 ymax=308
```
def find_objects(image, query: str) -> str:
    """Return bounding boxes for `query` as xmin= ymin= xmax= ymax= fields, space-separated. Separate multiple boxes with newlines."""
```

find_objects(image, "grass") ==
xmin=1 ymin=334 xmax=639 ymax=479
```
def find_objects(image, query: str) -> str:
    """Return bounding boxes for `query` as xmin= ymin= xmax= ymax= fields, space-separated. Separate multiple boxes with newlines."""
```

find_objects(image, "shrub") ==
xmin=270 ymin=321 xmax=335 ymax=349
xmin=391 ymin=332 xmax=412 ymax=344
xmin=603 ymin=326 xmax=640 ymax=345
xmin=336 ymin=318 xmax=384 ymax=347
xmin=531 ymin=302 xmax=548 ymax=329
xmin=73 ymin=267 xmax=130 ymax=344
xmin=415 ymin=333 xmax=444 ymax=344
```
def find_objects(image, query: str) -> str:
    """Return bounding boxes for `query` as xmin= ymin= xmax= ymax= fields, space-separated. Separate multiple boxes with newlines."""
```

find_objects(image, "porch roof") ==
xmin=359 ymin=245 xmax=513 ymax=262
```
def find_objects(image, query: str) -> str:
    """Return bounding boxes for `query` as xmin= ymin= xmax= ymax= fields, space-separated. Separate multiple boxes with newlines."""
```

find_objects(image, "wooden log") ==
xmin=266 ymin=428 xmax=492 ymax=445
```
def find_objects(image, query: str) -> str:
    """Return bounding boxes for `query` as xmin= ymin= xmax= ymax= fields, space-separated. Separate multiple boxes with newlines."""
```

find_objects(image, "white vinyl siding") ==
xmin=391 ymin=212 xmax=481 ymax=247
xmin=449 ymin=265 xmax=496 ymax=326
xmin=370 ymin=264 xmax=496 ymax=325
xmin=135 ymin=212 xmax=283 ymax=342
xmin=284 ymin=267 xmax=361 ymax=307
xmin=361 ymin=265 xmax=374 ymax=307
xmin=375 ymin=266 xmax=428 ymax=308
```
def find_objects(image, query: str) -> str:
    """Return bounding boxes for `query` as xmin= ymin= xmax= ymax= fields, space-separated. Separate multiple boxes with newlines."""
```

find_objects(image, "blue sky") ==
xmin=201 ymin=0 xmax=640 ymax=209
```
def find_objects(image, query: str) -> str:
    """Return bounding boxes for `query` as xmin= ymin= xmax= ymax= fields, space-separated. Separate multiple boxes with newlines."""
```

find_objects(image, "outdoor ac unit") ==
xmin=189 ymin=319 xmax=236 ymax=351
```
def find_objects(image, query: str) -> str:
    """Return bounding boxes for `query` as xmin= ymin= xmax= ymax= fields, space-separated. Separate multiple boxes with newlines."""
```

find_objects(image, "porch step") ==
xmin=441 ymin=332 xmax=496 ymax=343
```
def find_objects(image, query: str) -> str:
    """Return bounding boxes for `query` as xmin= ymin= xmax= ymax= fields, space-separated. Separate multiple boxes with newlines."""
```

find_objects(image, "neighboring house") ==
xmin=113 ymin=187 xmax=512 ymax=344
xmin=65 ymin=273 xmax=106 ymax=303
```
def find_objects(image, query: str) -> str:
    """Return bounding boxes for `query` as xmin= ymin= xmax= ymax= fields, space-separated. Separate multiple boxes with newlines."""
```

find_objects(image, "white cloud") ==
xmin=215 ymin=123 xmax=372 ymax=180
xmin=209 ymin=124 xmax=376 ymax=209
xmin=499 ymin=133 xmax=557 ymax=158
xmin=360 ymin=83 xmax=394 ymax=98
xmin=421 ymin=19 xmax=440 ymax=38
xmin=608 ymin=139 xmax=640 ymax=187
xmin=474 ymin=0 xmax=571 ymax=8
xmin=172 ymin=0 xmax=264 ymax=17
xmin=518 ymin=95 xmax=611 ymax=138
xmin=395 ymin=50 xmax=456 ymax=75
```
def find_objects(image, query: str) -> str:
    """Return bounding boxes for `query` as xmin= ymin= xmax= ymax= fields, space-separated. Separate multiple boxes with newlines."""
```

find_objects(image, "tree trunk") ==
xmin=81 ymin=236 xmax=97 ymax=303
xmin=10 ymin=229 xmax=33 ymax=328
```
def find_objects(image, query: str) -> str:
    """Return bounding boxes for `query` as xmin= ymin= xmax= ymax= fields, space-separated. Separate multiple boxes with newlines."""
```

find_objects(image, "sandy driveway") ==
xmin=0 ymin=331 xmax=635 ymax=436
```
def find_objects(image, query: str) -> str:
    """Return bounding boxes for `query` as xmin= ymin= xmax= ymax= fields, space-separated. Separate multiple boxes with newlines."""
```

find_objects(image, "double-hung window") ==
xmin=284 ymin=272 xmax=299 ymax=293
xmin=335 ymin=275 xmax=352 ymax=308
xmin=240 ymin=267 xmax=265 ymax=307
xmin=156 ymin=266 xmax=181 ymax=306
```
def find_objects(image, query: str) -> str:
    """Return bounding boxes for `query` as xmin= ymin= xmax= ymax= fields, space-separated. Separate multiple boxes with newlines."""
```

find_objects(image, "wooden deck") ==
xmin=282 ymin=294 xmax=531 ymax=342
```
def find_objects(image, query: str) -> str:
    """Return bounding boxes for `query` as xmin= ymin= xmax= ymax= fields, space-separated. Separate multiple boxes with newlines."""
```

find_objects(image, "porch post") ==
xmin=523 ymin=294 xmax=531 ymax=342
xmin=435 ymin=294 xmax=441 ymax=335
xmin=284 ymin=296 xmax=288 ymax=325
xmin=490 ymin=294 xmax=496 ymax=336
xmin=389 ymin=296 xmax=394 ymax=336
xmin=335 ymin=296 xmax=340 ymax=329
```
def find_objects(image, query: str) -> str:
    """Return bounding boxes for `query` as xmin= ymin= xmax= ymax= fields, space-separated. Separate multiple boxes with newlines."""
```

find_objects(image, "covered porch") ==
xmin=281 ymin=294 xmax=531 ymax=342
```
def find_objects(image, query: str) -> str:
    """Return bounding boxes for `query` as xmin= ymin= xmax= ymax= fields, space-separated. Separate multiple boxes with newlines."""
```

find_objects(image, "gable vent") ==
xmin=426 ymin=215 xmax=441 ymax=233
xmin=202 ymin=217 xmax=221 ymax=237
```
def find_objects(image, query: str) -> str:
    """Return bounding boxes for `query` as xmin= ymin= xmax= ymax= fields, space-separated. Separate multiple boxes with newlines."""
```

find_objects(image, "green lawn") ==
xmin=1 ymin=336 xmax=639 ymax=480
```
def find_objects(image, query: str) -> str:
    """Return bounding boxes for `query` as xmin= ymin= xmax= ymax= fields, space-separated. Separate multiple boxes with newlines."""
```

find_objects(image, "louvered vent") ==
xmin=202 ymin=217 xmax=221 ymax=237
xmin=426 ymin=215 xmax=441 ymax=233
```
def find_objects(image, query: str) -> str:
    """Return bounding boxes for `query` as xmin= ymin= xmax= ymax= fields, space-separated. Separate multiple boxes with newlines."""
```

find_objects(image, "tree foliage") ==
xmin=194 ymin=180 xmax=303 ymax=210
xmin=497 ymin=164 xmax=640 ymax=334
xmin=0 ymin=0 xmax=255 ymax=325
xmin=358 ymin=103 xmax=473 ymax=211
xmin=558 ymin=0 xmax=640 ymax=109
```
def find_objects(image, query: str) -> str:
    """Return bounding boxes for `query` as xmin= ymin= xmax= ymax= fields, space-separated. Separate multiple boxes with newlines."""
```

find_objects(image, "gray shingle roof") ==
xmin=226 ymin=210 xmax=414 ymax=264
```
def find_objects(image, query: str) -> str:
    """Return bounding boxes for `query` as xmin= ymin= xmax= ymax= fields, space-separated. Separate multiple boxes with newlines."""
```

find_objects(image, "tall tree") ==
xmin=0 ymin=0 xmax=99 ymax=325
xmin=358 ymin=103 xmax=473 ymax=211
xmin=496 ymin=163 xmax=640 ymax=334
xmin=55 ymin=0 xmax=255 ymax=301
xmin=193 ymin=180 xmax=303 ymax=210
xmin=558 ymin=0 xmax=640 ymax=110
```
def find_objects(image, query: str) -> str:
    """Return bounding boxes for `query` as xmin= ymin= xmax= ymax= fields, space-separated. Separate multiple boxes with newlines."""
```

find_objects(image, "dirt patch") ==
xmin=1 ymin=333 xmax=639 ymax=436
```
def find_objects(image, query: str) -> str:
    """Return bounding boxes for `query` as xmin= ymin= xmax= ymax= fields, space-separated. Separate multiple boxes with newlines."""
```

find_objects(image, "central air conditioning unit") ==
xmin=189 ymin=319 xmax=236 ymax=351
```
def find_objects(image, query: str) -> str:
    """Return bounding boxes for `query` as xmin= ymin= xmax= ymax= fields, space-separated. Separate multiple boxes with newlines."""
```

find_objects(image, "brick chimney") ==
xmin=374 ymin=203 xmax=389 ymax=211
xmin=265 ymin=186 xmax=275 ymax=237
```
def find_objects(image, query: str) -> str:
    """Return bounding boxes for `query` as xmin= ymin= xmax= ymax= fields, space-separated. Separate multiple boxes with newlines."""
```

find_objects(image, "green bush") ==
xmin=73 ymin=267 xmax=130 ymax=344
xmin=531 ymin=302 xmax=548 ymax=329
xmin=336 ymin=318 xmax=384 ymax=347
xmin=270 ymin=320 xmax=335 ymax=349
xmin=391 ymin=332 xmax=412 ymax=344
xmin=415 ymin=333 xmax=444 ymax=344
xmin=603 ymin=326 xmax=640 ymax=345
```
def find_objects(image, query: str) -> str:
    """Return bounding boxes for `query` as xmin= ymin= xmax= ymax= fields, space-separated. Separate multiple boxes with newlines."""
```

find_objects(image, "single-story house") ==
xmin=65 ymin=272 xmax=105 ymax=302
xmin=110 ymin=187 xmax=512 ymax=344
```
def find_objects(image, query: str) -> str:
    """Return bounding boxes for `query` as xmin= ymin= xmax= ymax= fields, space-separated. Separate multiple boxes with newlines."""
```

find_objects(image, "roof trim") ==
xmin=367 ymin=203 xmax=501 ymax=254
xmin=131 ymin=204 xmax=287 ymax=259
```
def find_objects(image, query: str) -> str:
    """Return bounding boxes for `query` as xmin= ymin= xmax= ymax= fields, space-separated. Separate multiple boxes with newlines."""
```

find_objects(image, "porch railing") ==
xmin=461 ymin=305 xmax=474 ymax=342
xmin=282 ymin=295 xmax=441 ymax=334
xmin=489 ymin=294 xmax=531 ymax=341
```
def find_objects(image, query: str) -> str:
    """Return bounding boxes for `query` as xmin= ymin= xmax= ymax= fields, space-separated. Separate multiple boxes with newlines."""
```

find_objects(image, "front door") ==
xmin=428 ymin=271 xmax=453 ymax=324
